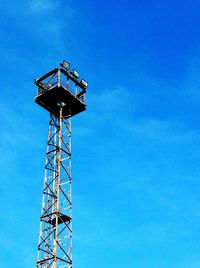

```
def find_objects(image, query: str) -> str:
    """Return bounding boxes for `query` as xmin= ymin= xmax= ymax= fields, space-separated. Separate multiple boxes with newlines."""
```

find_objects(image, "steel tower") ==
xmin=34 ymin=61 xmax=88 ymax=268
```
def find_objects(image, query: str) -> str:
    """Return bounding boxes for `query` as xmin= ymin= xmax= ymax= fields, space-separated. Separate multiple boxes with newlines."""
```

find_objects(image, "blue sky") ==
xmin=1 ymin=0 xmax=200 ymax=267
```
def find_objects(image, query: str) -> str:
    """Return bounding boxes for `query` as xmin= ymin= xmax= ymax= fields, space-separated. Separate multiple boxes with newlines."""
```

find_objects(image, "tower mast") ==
xmin=34 ymin=61 xmax=88 ymax=267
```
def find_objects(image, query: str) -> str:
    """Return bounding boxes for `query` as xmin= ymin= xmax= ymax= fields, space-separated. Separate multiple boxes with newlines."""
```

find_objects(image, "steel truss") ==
xmin=36 ymin=109 xmax=72 ymax=268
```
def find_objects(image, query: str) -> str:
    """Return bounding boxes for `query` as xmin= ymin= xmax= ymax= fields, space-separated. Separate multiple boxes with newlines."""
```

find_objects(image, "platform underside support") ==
xmin=36 ymin=110 xmax=72 ymax=268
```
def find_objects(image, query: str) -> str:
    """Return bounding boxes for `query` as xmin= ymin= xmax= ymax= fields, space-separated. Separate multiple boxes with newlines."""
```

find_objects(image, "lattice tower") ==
xmin=34 ymin=64 xmax=87 ymax=268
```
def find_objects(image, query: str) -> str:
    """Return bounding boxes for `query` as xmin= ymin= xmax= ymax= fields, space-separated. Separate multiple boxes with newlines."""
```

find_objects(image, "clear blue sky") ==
xmin=1 ymin=0 xmax=200 ymax=267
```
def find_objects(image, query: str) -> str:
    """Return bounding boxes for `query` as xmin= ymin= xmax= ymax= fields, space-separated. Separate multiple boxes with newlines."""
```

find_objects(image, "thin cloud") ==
xmin=27 ymin=0 xmax=56 ymax=14
xmin=127 ymin=118 xmax=199 ymax=143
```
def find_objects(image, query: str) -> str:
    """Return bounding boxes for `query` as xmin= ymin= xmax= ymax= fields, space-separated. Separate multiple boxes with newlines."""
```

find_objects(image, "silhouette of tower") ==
xmin=34 ymin=61 xmax=88 ymax=268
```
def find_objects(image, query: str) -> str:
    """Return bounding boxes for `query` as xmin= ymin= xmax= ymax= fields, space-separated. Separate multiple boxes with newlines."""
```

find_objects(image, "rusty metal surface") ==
xmin=36 ymin=111 xmax=73 ymax=268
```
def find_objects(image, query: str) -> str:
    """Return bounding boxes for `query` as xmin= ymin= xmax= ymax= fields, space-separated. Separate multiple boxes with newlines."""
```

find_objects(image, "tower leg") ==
xmin=36 ymin=110 xmax=72 ymax=268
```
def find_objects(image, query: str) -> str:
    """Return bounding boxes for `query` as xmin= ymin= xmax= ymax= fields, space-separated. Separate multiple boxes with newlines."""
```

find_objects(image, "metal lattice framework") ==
xmin=36 ymin=109 xmax=72 ymax=268
xmin=34 ymin=62 xmax=87 ymax=268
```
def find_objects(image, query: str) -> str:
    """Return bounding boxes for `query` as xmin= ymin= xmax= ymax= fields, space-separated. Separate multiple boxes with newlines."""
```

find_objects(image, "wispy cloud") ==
xmin=27 ymin=0 xmax=56 ymax=14
xmin=0 ymin=0 xmax=78 ymax=60
xmin=127 ymin=117 xmax=199 ymax=143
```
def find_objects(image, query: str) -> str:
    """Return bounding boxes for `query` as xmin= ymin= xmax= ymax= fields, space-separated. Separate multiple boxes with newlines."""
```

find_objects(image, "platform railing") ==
xmin=36 ymin=69 xmax=85 ymax=104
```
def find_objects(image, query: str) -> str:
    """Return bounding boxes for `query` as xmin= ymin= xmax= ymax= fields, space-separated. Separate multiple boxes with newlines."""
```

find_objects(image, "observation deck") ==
xmin=35 ymin=68 xmax=86 ymax=118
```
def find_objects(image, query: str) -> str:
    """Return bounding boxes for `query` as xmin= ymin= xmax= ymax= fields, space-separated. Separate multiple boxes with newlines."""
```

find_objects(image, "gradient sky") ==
xmin=1 ymin=0 xmax=200 ymax=267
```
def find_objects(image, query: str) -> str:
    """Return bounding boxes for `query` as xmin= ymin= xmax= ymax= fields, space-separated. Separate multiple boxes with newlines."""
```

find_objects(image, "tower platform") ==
xmin=35 ymin=85 xmax=86 ymax=118
xmin=34 ymin=67 xmax=86 ymax=118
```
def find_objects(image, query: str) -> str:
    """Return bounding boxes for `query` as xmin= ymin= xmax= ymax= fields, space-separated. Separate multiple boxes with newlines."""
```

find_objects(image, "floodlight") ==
xmin=71 ymin=69 xmax=79 ymax=79
xmin=57 ymin=101 xmax=66 ymax=107
xmin=80 ymin=79 xmax=88 ymax=89
xmin=60 ymin=60 xmax=70 ymax=70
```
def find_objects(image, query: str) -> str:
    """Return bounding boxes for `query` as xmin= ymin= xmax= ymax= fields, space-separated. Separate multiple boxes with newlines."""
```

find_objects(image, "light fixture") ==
xmin=60 ymin=60 xmax=70 ymax=70
xmin=80 ymin=79 xmax=88 ymax=89
xmin=57 ymin=101 xmax=66 ymax=107
xmin=71 ymin=69 xmax=79 ymax=79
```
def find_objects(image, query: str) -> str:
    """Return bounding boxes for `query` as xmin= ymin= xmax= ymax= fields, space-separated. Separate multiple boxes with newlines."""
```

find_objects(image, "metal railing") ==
xmin=35 ymin=69 xmax=85 ymax=104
